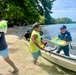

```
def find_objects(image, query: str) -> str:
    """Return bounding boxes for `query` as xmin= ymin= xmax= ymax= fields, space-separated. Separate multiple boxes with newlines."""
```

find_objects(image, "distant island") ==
xmin=51 ymin=17 xmax=76 ymax=24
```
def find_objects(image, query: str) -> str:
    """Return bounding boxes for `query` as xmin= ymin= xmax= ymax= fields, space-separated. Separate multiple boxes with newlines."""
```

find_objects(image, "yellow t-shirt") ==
xmin=30 ymin=30 xmax=41 ymax=52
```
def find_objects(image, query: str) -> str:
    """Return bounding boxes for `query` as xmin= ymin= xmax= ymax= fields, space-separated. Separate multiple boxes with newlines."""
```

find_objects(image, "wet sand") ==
xmin=0 ymin=26 xmax=76 ymax=75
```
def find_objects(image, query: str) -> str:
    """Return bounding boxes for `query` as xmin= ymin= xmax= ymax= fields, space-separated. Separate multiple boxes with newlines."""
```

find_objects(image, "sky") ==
xmin=51 ymin=0 xmax=76 ymax=21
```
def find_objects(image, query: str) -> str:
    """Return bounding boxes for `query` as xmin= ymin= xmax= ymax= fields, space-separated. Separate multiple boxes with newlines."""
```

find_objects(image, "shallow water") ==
xmin=42 ymin=24 xmax=76 ymax=55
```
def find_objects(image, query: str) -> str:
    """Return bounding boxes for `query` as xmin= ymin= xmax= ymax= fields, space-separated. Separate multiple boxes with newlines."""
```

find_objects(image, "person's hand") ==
xmin=66 ymin=42 xmax=70 ymax=45
xmin=70 ymin=45 xmax=73 ymax=49
xmin=44 ymin=42 xmax=47 ymax=46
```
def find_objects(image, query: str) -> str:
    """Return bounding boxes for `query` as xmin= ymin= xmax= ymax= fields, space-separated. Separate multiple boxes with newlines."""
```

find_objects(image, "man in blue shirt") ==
xmin=56 ymin=25 xmax=72 ymax=56
xmin=0 ymin=32 xmax=18 ymax=73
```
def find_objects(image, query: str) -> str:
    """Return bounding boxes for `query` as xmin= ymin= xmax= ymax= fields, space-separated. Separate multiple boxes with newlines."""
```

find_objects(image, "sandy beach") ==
xmin=0 ymin=26 xmax=75 ymax=75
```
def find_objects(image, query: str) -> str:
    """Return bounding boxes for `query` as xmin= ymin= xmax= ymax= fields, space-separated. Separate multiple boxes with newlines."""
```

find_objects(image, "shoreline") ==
xmin=0 ymin=26 xmax=75 ymax=75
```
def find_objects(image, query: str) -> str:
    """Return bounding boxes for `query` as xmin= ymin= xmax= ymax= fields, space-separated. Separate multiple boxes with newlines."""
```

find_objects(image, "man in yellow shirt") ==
xmin=30 ymin=22 xmax=46 ymax=64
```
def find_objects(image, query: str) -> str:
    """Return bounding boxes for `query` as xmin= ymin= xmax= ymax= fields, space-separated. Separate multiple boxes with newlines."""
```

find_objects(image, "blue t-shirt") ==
xmin=0 ymin=32 xmax=7 ymax=50
xmin=58 ymin=30 xmax=72 ymax=42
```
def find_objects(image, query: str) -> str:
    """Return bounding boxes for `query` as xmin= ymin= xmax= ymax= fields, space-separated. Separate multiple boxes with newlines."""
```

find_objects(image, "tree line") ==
xmin=0 ymin=0 xmax=75 ymax=27
xmin=52 ymin=17 xmax=76 ymax=24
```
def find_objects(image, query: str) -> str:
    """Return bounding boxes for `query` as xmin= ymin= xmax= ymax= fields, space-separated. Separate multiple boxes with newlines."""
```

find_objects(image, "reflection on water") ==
xmin=42 ymin=24 xmax=76 ymax=55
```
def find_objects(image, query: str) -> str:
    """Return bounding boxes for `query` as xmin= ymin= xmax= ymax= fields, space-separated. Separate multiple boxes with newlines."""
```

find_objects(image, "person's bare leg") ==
xmin=3 ymin=57 xmax=18 ymax=73
xmin=33 ymin=60 xmax=37 ymax=65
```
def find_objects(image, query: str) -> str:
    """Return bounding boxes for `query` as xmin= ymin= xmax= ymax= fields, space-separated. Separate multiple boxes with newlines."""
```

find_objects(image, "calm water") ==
xmin=42 ymin=24 xmax=76 ymax=55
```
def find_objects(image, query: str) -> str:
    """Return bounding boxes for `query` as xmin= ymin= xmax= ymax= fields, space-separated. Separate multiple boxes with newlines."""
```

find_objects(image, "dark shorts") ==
xmin=56 ymin=46 xmax=69 ymax=56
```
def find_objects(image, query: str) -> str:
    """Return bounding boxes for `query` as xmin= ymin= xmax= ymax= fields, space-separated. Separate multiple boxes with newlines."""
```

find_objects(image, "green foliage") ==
xmin=72 ymin=21 xmax=76 ymax=23
xmin=40 ymin=0 xmax=56 ymax=24
xmin=54 ymin=17 xmax=73 ymax=24
xmin=39 ymin=16 xmax=45 ymax=24
xmin=0 ymin=0 xmax=55 ymax=26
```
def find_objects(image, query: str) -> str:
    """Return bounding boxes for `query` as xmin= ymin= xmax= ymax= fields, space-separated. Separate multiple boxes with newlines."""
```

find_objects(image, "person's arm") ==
xmin=58 ymin=32 xmax=60 ymax=38
xmin=65 ymin=41 xmax=73 ymax=49
xmin=31 ymin=34 xmax=45 ymax=50
xmin=69 ymin=42 xmax=73 ymax=49
xmin=0 ymin=33 xmax=2 ymax=38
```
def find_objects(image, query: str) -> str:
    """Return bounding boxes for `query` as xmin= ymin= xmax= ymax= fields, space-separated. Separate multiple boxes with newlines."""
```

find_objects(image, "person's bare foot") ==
xmin=33 ymin=60 xmax=38 ymax=65
xmin=33 ymin=60 xmax=39 ymax=65
xmin=12 ymin=68 xmax=19 ymax=73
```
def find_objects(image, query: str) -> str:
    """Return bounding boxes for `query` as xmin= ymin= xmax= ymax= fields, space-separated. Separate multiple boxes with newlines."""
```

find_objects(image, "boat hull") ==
xmin=23 ymin=39 xmax=76 ymax=72
xmin=41 ymin=50 xmax=76 ymax=72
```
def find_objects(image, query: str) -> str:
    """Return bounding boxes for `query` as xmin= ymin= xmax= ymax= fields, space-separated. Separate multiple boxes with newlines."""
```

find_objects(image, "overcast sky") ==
xmin=51 ymin=0 xmax=76 ymax=21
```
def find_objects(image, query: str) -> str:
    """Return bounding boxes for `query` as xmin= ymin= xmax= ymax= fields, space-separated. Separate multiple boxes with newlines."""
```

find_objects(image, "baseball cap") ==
xmin=60 ymin=25 xmax=67 ymax=29
xmin=32 ymin=22 xmax=40 ymax=29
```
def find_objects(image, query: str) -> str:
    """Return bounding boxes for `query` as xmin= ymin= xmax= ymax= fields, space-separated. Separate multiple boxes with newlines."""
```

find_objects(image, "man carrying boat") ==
xmin=29 ymin=22 xmax=47 ymax=64
xmin=56 ymin=25 xmax=72 ymax=56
